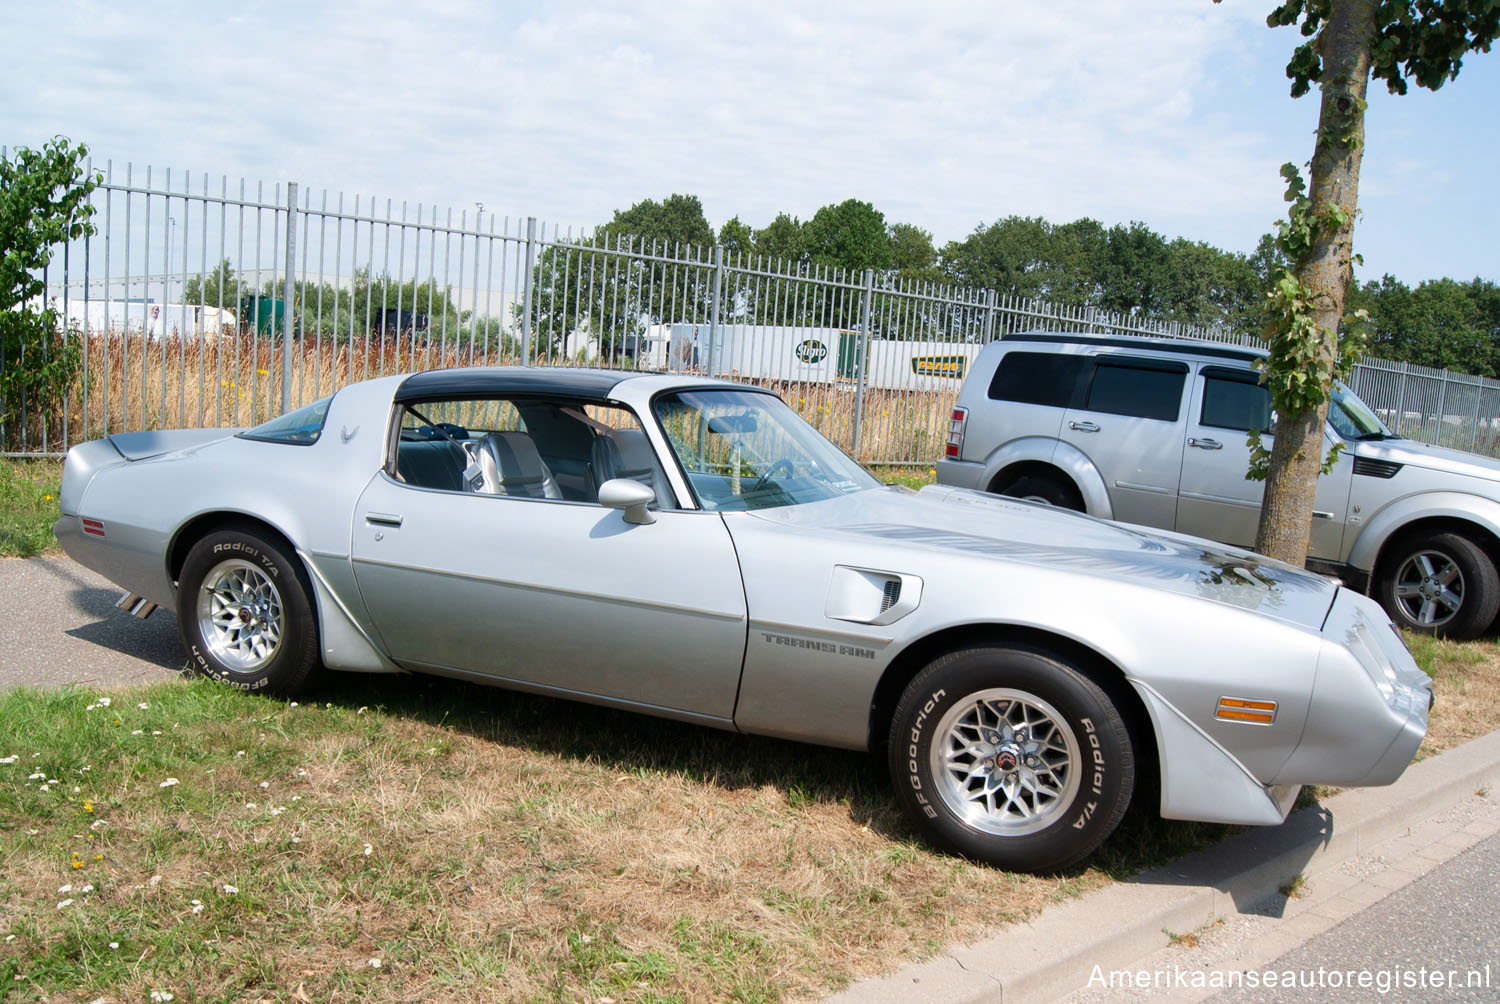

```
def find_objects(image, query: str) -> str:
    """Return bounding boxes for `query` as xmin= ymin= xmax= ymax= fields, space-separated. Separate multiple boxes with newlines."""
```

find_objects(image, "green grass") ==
xmin=0 ymin=458 xmax=62 ymax=557
xmin=0 ymin=672 xmax=1254 ymax=1003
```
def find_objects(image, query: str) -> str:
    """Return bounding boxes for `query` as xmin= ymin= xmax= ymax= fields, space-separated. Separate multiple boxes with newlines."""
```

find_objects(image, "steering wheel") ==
xmin=751 ymin=458 xmax=794 ymax=493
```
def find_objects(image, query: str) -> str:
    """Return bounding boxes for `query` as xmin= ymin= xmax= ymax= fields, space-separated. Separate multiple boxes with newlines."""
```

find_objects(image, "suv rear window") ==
xmin=1083 ymin=361 xmax=1186 ymax=422
xmin=988 ymin=351 xmax=1087 ymax=407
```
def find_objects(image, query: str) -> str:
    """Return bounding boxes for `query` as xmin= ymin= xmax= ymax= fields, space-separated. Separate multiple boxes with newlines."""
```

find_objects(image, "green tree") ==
xmin=888 ymin=222 xmax=943 ymax=284
xmin=1240 ymin=0 xmax=1499 ymax=565
xmin=0 ymin=137 xmax=99 ymax=446
xmin=804 ymin=198 xmax=892 ymax=272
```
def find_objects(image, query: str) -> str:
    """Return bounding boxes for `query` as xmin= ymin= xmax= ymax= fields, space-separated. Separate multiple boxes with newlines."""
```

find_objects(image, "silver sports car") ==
xmin=55 ymin=367 xmax=1432 ymax=872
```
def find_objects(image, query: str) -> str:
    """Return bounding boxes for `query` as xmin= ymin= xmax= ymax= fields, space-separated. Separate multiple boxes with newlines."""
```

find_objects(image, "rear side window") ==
xmin=1201 ymin=374 xmax=1273 ymax=431
xmin=988 ymin=351 xmax=1087 ymax=407
xmin=1083 ymin=362 xmax=1186 ymax=422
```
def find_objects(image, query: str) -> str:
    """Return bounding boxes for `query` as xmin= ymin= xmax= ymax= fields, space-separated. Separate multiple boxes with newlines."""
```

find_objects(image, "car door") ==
xmin=1175 ymin=365 xmax=1352 ymax=557
xmin=1059 ymin=356 xmax=1190 ymax=529
xmin=349 ymin=452 xmax=749 ymax=723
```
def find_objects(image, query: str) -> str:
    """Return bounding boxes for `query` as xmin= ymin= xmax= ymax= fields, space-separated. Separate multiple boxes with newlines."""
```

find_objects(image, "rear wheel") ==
xmin=888 ymin=646 xmax=1134 ymax=872
xmin=998 ymin=474 xmax=1083 ymax=511
xmin=178 ymin=529 xmax=322 ymax=695
xmin=1376 ymin=531 xmax=1499 ymax=640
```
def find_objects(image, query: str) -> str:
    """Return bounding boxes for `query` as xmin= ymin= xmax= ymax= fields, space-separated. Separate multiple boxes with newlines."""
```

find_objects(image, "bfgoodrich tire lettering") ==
xmin=1376 ymin=531 xmax=1500 ymax=641
xmin=177 ymin=528 xmax=322 ymax=696
xmin=888 ymin=645 xmax=1133 ymax=872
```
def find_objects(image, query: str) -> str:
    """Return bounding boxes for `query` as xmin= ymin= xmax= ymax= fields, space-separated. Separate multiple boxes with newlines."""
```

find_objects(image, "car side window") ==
xmin=1083 ymin=361 xmax=1187 ymax=422
xmin=1200 ymin=374 xmax=1273 ymax=432
xmin=391 ymin=396 xmax=673 ymax=507
xmin=988 ymin=351 xmax=1087 ymax=407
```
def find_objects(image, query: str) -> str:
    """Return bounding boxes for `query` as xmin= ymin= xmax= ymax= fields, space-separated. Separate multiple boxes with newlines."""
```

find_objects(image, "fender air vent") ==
xmin=1353 ymin=457 xmax=1402 ymax=479
xmin=880 ymin=578 xmax=901 ymax=613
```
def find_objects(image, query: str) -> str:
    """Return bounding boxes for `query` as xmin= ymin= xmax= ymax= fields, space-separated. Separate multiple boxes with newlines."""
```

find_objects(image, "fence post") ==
xmin=1396 ymin=362 xmax=1409 ymax=437
xmin=280 ymin=181 xmax=298 ymax=414
xmin=521 ymin=216 xmax=537 ymax=366
xmin=852 ymin=268 xmax=874 ymax=459
xmin=707 ymin=244 xmax=724 ymax=377
xmin=982 ymin=288 xmax=997 ymax=343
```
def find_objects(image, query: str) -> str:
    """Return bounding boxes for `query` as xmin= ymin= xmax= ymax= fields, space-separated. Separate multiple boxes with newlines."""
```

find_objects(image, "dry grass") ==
xmin=1410 ymin=633 xmax=1500 ymax=755
xmin=0 ymin=631 xmax=1495 ymax=1002
xmin=20 ymin=333 xmax=953 ymax=466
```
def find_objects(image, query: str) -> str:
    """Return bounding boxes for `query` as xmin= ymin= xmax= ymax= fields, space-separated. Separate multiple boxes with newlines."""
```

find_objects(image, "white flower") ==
xmin=159 ymin=778 xmax=180 ymax=788
xmin=368 ymin=958 xmax=382 ymax=968
xmin=138 ymin=702 xmax=149 ymax=710
xmin=363 ymin=843 xmax=373 ymax=857
xmin=56 ymin=898 xmax=74 ymax=909
xmin=221 ymin=885 xmax=238 ymax=894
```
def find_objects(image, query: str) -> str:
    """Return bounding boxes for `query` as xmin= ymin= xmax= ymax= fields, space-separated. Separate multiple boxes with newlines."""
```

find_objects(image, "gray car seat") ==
xmin=475 ymin=432 xmax=563 ymax=499
xmin=589 ymin=427 xmax=661 ymax=501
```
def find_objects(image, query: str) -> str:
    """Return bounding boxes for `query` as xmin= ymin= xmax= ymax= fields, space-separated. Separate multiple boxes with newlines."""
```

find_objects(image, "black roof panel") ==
xmin=394 ymin=367 xmax=629 ymax=402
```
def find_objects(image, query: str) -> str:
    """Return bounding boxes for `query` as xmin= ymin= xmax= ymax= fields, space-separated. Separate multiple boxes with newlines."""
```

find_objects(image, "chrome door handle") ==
xmin=1069 ymin=421 xmax=1100 ymax=433
xmin=1188 ymin=437 xmax=1223 ymax=450
xmin=365 ymin=512 xmax=404 ymax=527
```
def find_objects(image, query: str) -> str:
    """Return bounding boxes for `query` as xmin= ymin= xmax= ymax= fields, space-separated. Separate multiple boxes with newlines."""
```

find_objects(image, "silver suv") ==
xmin=937 ymin=332 xmax=1500 ymax=639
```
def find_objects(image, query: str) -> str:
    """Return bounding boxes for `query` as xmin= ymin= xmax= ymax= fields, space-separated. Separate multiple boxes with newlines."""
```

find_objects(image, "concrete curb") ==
xmin=824 ymin=728 xmax=1500 ymax=1004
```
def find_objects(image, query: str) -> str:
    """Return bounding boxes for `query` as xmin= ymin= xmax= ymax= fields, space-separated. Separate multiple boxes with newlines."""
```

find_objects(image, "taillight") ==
xmin=945 ymin=406 xmax=967 ymax=459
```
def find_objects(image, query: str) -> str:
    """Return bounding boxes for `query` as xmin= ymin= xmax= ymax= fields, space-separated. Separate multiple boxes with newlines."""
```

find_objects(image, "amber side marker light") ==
xmin=1216 ymin=697 xmax=1276 ymax=725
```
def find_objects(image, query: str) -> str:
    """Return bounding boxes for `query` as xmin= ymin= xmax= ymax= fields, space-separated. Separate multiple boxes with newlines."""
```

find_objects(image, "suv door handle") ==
xmin=1068 ymin=421 xmax=1100 ymax=433
xmin=1188 ymin=437 xmax=1223 ymax=450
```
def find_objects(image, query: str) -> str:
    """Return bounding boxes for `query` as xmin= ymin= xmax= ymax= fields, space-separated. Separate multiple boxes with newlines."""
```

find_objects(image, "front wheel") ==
xmin=178 ymin=528 xmax=322 ymax=695
xmin=888 ymin=646 xmax=1134 ymax=872
xmin=1376 ymin=531 xmax=1499 ymax=640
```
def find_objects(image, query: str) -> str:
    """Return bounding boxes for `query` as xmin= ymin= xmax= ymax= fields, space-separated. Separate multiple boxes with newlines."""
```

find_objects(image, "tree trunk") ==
xmin=1255 ymin=0 xmax=1377 ymax=565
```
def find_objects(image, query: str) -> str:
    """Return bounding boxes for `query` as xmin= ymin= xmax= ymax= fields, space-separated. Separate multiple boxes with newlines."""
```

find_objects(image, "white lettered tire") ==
xmin=178 ymin=528 xmax=322 ymax=696
xmin=888 ymin=645 xmax=1134 ymax=872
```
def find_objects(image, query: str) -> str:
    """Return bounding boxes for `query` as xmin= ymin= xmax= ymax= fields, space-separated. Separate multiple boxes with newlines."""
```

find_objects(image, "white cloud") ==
xmin=1 ymin=0 xmax=1493 ymax=280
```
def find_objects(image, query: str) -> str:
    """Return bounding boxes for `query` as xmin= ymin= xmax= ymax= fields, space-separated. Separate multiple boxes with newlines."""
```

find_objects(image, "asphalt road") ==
xmin=0 ymin=555 xmax=185 ymax=691
xmin=1209 ymin=830 xmax=1500 ymax=1004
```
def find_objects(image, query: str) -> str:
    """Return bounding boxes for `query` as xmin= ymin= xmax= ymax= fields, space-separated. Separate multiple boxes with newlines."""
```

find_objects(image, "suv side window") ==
xmin=988 ymin=351 xmax=1087 ymax=407
xmin=1200 ymin=369 xmax=1273 ymax=432
xmin=1083 ymin=360 xmax=1187 ymax=422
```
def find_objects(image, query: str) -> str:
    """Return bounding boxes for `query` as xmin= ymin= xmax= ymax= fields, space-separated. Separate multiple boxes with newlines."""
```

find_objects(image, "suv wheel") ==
xmin=1377 ymin=531 xmax=1499 ymax=640
xmin=999 ymin=474 xmax=1083 ymax=511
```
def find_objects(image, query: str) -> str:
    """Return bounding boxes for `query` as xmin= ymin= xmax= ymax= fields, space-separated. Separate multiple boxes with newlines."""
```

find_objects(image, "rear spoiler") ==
xmin=107 ymin=428 xmax=240 ymax=461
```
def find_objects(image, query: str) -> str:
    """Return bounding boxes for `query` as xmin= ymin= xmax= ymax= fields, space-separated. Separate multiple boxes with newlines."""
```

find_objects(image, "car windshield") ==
xmin=654 ymin=389 xmax=879 ymax=511
xmin=1328 ymin=382 xmax=1396 ymax=441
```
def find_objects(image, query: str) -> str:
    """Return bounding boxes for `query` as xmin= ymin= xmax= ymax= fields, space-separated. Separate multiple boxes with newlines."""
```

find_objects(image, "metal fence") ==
xmin=6 ymin=158 xmax=1500 ymax=464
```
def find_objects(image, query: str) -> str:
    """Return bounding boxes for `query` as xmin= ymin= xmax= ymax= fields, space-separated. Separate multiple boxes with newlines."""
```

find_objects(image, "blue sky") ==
xmin=3 ymin=0 xmax=1496 ymax=285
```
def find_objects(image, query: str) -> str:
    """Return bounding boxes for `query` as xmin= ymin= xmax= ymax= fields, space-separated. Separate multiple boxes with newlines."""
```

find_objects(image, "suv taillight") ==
xmin=945 ymin=406 xmax=967 ymax=458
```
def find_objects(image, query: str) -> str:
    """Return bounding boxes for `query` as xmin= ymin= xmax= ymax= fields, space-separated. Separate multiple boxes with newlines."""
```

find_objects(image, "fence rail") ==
xmin=6 ymin=159 xmax=1500 ymax=464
